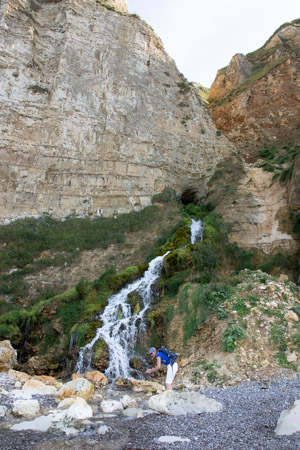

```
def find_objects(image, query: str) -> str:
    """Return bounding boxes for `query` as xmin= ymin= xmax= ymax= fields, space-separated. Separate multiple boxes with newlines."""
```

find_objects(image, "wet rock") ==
xmin=22 ymin=379 xmax=57 ymax=395
xmin=129 ymin=378 xmax=165 ymax=394
xmin=149 ymin=391 xmax=223 ymax=415
xmin=100 ymin=399 xmax=123 ymax=413
xmin=85 ymin=370 xmax=108 ymax=387
xmin=66 ymin=397 xmax=93 ymax=420
xmin=12 ymin=399 xmax=40 ymax=417
xmin=56 ymin=378 xmax=94 ymax=402
xmin=115 ymin=377 xmax=131 ymax=389
xmin=275 ymin=400 xmax=300 ymax=435
xmin=72 ymin=373 xmax=84 ymax=380
xmin=129 ymin=357 xmax=142 ymax=370
xmin=0 ymin=340 xmax=17 ymax=372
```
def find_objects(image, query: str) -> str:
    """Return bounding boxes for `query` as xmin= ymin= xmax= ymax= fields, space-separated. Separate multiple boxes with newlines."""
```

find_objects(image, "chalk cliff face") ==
xmin=0 ymin=0 xmax=232 ymax=223
xmin=209 ymin=21 xmax=300 ymax=160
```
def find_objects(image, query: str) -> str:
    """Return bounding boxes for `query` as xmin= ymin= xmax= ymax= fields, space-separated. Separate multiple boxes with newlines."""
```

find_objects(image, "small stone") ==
xmin=0 ymin=405 xmax=7 ymax=417
xmin=284 ymin=311 xmax=299 ymax=323
xmin=100 ymin=400 xmax=123 ymax=413
xmin=120 ymin=394 xmax=138 ymax=409
xmin=157 ymin=436 xmax=191 ymax=443
xmin=287 ymin=352 xmax=297 ymax=363
xmin=97 ymin=425 xmax=112 ymax=434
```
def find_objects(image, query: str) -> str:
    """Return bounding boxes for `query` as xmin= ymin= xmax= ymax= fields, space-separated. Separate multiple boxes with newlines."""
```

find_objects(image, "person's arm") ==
xmin=146 ymin=356 xmax=161 ymax=374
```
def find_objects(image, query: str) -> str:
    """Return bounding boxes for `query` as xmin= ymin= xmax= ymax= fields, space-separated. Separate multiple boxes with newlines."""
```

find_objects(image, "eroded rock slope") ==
xmin=0 ymin=0 xmax=232 ymax=223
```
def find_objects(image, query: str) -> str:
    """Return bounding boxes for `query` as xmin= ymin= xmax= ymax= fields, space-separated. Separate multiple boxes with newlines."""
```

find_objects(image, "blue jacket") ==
xmin=157 ymin=351 xmax=170 ymax=365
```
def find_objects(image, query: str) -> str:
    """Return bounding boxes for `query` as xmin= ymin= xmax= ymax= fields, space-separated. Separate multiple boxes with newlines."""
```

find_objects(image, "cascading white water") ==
xmin=75 ymin=219 xmax=204 ymax=379
xmin=190 ymin=218 xmax=203 ymax=244
xmin=75 ymin=253 xmax=168 ymax=379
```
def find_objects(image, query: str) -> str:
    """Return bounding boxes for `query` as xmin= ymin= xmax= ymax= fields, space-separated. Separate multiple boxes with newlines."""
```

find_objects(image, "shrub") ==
xmin=221 ymin=326 xmax=246 ymax=352
xmin=192 ymin=242 xmax=217 ymax=272
xmin=165 ymin=271 xmax=188 ymax=298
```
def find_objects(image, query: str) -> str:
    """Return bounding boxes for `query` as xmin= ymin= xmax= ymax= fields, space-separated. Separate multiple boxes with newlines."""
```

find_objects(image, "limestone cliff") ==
xmin=209 ymin=20 xmax=300 ymax=160
xmin=0 ymin=0 xmax=232 ymax=223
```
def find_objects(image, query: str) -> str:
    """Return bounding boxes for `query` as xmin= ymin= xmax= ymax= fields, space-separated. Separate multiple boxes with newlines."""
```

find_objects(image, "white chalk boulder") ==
xmin=100 ymin=399 xmax=123 ymax=413
xmin=66 ymin=397 xmax=93 ymax=420
xmin=275 ymin=400 xmax=300 ymax=435
xmin=56 ymin=378 xmax=94 ymax=402
xmin=22 ymin=379 xmax=57 ymax=395
xmin=12 ymin=399 xmax=40 ymax=417
xmin=149 ymin=391 xmax=223 ymax=415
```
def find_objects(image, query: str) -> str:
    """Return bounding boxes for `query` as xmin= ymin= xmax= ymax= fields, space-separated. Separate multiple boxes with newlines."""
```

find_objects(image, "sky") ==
xmin=128 ymin=0 xmax=299 ymax=87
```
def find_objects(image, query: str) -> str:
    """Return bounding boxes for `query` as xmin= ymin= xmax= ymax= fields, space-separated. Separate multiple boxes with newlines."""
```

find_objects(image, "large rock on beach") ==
xmin=85 ymin=370 xmax=108 ymax=387
xmin=12 ymin=399 xmax=40 ymax=417
xmin=56 ymin=378 xmax=94 ymax=402
xmin=129 ymin=378 xmax=165 ymax=394
xmin=31 ymin=375 xmax=62 ymax=388
xmin=100 ymin=399 xmax=124 ymax=413
xmin=22 ymin=379 xmax=57 ymax=395
xmin=7 ymin=369 xmax=31 ymax=383
xmin=149 ymin=391 xmax=223 ymax=415
xmin=275 ymin=400 xmax=300 ymax=435
xmin=66 ymin=397 xmax=93 ymax=420
xmin=0 ymin=340 xmax=17 ymax=372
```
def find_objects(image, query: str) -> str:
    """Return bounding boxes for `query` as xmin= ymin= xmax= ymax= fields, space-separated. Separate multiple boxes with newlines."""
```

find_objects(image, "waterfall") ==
xmin=190 ymin=219 xmax=203 ymax=244
xmin=75 ymin=253 xmax=168 ymax=379
xmin=75 ymin=218 xmax=203 ymax=379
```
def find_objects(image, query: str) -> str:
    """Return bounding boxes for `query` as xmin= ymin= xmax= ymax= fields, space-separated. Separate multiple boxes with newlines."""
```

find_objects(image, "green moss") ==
xmin=105 ymin=265 xmax=146 ymax=292
xmin=163 ymin=247 xmax=192 ymax=277
xmin=92 ymin=338 xmax=109 ymax=370
xmin=128 ymin=291 xmax=143 ymax=315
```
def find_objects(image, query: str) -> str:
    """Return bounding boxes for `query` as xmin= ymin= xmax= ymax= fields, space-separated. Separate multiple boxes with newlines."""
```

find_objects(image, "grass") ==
xmin=257 ymin=144 xmax=299 ymax=183
xmin=0 ymin=205 xmax=166 ymax=299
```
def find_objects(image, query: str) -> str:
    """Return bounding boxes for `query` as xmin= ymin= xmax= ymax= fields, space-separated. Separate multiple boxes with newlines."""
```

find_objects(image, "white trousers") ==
xmin=166 ymin=362 xmax=178 ymax=384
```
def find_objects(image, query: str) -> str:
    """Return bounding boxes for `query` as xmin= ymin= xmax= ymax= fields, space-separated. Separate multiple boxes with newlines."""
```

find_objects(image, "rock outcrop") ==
xmin=209 ymin=20 xmax=300 ymax=159
xmin=0 ymin=0 xmax=232 ymax=223
xmin=0 ymin=340 xmax=17 ymax=372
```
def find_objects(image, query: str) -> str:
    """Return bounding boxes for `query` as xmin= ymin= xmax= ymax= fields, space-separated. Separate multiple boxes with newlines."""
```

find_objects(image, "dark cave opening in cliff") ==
xmin=181 ymin=188 xmax=198 ymax=205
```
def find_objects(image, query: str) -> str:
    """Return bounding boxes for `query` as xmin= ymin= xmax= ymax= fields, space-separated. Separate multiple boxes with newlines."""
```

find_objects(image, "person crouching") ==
xmin=145 ymin=347 xmax=178 ymax=391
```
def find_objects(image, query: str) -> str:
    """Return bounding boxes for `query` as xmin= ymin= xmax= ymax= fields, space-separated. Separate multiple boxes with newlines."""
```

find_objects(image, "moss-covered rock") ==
xmin=92 ymin=339 xmax=109 ymax=372
xmin=163 ymin=247 xmax=193 ymax=277
xmin=128 ymin=291 xmax=143 ymax=315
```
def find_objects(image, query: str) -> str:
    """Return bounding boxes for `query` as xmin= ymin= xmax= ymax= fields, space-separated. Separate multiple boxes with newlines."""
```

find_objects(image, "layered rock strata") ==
xmin=0 ymin=0 xmax=232 ymax=223
xmin=209 ymin=21 xmax=300 ymax=159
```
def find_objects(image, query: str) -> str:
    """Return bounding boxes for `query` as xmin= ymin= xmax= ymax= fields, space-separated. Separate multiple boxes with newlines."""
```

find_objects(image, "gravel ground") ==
xmin=0 ymin=374 xmax=299 ymax=449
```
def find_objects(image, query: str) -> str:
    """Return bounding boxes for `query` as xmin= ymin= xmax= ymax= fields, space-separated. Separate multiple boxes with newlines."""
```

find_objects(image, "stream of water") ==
xmin=75 ymin=219 xmax=203 ymax=379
